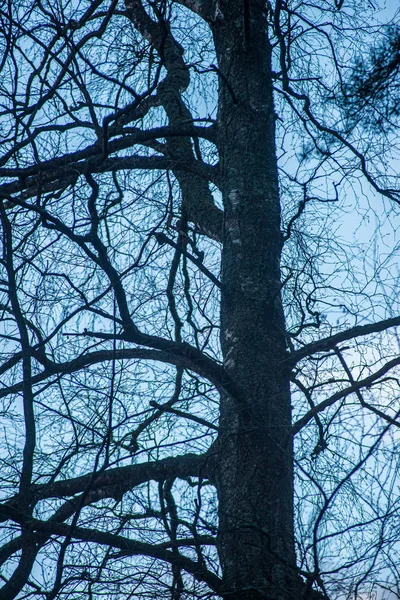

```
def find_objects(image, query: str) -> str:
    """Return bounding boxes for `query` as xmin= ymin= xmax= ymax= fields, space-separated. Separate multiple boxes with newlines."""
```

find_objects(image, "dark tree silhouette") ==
xmin=343 ymin=23 xmax=400 ymax=133
xmin=0 ymin=1 xmax=400 ymax=599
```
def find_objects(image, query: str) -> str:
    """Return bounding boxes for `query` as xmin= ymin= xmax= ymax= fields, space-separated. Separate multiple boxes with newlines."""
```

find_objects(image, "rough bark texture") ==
xmin=213 ymin=2 xmax=299 ymax=598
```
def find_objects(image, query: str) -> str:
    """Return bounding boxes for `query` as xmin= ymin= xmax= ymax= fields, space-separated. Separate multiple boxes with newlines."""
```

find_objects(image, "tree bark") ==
xmin=213 ymin=2 xmax=299 ymax=598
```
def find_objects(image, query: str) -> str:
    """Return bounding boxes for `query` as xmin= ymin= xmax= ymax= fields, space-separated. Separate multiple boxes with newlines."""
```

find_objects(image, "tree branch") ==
xmin=290 ymin=316 xmax=400 ymax=364
xmin=124 ymin=0 xmax=223 ymax=242
xmin=173 ymin=0 xmax=213 ymax=20
xmin=292 ymin=355 xmax=400 ymax=435
xmin=0 ymin=452 xmax=212 ymax=522
xmin=28 ymin=519 xmax=223 ymax=592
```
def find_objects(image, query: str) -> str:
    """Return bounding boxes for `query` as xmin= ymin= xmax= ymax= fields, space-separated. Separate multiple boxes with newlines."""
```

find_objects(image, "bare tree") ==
xmin=0 ymin=1 xmax=400 ymax=599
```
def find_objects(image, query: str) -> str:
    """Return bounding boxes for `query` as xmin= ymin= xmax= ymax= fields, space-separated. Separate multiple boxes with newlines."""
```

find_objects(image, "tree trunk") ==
xmin=213 ymin=2 xmax=300 ymax=598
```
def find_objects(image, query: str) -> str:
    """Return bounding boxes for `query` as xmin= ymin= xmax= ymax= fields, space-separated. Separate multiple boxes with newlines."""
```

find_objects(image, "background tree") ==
xmin=342 ymin=22 xmax=400 ymax=133
xmin=0 ymin=1 xmax=400 ymax=599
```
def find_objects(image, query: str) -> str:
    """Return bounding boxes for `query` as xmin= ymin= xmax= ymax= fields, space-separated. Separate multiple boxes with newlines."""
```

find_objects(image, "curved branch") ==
xmin=290 ymin=316 xmax=400 ymax=364
xmin=38 ymin=452 xmax=211 ymax=500
xmin=173 ymin=0 xmax=213 ymax=20
xmin=124 ymin=0 xmax=223 ymax=241
xmin=28 ymin=518 xmax=223 ymax=592
xmin=0 ymin=151 xmax=218 ymax=200
xmin=0 ymin=338 xmax=245 ymax=410
xmin=292 ymin=355 xmax=400 ymax=435
xmin=0 ymin=452 xmax=213 ymax=522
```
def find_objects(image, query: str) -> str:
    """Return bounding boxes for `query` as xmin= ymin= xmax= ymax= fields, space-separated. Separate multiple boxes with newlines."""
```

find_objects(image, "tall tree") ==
xmin=0 ymin=1 xmax=399 ymax=599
